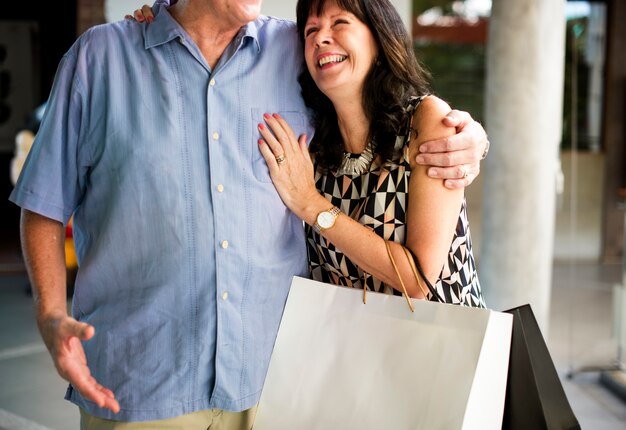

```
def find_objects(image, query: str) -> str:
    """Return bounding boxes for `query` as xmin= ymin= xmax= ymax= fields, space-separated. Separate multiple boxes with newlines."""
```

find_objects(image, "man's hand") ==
xmin=38 ymin=313 xmax=120 ymax=414
xmin=21 ymin=209 xmax=121 ymax=414
xmin=415 ymin=109 xmax=489 ymax=189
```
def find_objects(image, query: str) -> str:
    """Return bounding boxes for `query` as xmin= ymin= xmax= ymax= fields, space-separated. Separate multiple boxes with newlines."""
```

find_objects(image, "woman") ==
xmin=257 ymin=0 xmax=485 ymax=306
xmin=130 ymin=0 xmax=486 ymax=306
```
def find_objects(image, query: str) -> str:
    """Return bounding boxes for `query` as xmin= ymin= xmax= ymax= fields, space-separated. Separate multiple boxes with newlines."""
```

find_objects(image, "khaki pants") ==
xmin=80 ymin=406 xmax=258 ymax=430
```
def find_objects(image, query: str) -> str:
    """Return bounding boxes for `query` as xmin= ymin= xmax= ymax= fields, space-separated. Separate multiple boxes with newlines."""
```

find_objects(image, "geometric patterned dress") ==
xmin=306 ymin=97 xmax=486 ymax=307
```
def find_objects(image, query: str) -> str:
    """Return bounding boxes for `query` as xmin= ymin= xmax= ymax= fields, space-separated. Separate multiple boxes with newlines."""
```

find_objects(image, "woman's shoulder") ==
xmin=413 ymin=95 xmax=451 ymax=120
xmin=411 ymin=95 xmax=453 ymax=140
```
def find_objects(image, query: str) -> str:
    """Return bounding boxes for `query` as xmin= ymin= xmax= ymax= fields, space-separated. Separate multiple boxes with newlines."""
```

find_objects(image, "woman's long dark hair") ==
xmin=296 ymin=0 xmax=431 ymax=170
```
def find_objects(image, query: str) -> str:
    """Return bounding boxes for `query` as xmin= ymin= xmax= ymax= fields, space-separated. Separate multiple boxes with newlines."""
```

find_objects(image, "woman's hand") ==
xmin=124 ymin=4 xmax=155 ymax=23
xmin=257 ymin=113 xmax=323 ymax=220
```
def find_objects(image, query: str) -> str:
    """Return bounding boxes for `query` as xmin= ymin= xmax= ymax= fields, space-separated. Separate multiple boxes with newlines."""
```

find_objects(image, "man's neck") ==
xmin=169 ymin=1 xmax=246 ymax=69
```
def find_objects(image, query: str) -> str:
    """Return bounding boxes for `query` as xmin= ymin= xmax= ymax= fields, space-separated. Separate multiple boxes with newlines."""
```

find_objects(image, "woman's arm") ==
xmin=258 ymin=104 xmax=461 ymax=298
xmin=404 ymin=96 xmax=463 ymax=285
xmin=257 ymin=118 xmax=422 ymax=296
xmin=301 ymin=96 xmax=461 ymax=291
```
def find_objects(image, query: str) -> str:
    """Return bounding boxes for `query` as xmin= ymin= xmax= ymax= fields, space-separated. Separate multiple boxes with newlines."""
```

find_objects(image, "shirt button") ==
xmin=212 ymin=132 xmax=219 ymax=140
xmin=216 ymin=184 xmax=224 ymax=193
xmin=222 ymin=291 xmax=229 ymax=301
xmin=210 ymin=78 xmax=216 ymax=86
xmin=221 ymin=240 xmax=229 ymax=249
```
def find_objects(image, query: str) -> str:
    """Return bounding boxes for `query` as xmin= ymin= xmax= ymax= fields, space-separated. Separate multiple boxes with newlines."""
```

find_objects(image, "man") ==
xmin=10 ymin=0 xmax=488 ymax=428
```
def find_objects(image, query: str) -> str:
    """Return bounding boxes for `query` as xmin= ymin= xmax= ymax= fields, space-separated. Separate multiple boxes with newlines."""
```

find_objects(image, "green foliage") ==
xmin=412 ymin=1 xmax=486 ymax=122
xmin=416 ymin=43 xmax=486 ymax=124
xmin=412 ymin=2 xmax=596 ymax=151
xmin=413 ymin=0 xmax=457 ymax=15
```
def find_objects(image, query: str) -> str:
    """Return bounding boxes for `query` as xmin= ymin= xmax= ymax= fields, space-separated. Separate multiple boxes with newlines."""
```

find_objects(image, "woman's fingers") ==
xmin=258 ymin=138 xmax=280 ymax=173
xmin=133 ymin=9 xmax=145 ymax=23
xmin=298 ymin=134 xmax=310 ymax=160
xmin=141 ymin=4 xmax=155 ymax=22
xmin=262 ymin=113 xmax=300 ymax=154
xmin=258 ymin=113 xmax=310 ymax=174
xmin=125 ymin=5 xmax=153 ymax=22
xmin=258 ymin=123 xmax=286 ymax=160
xmin=269 ymin=113 xmax=299 ymax=151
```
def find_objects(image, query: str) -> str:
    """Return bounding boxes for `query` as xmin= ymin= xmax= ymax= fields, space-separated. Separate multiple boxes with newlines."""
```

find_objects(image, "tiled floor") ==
xmin=1 ymin=259 xmax=625 ymax=429
xmin=549 ymin=262 xmax=626 ymax=429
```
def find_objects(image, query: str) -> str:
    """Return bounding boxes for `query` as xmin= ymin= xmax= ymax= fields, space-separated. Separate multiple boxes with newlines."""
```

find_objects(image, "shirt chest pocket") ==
xmin=250 ymin=109 xmax=310 ymax=183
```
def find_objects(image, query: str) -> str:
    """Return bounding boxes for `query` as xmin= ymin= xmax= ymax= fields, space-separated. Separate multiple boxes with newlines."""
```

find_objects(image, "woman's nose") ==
xmin=314 ymin=28 xmax=332 ymax=48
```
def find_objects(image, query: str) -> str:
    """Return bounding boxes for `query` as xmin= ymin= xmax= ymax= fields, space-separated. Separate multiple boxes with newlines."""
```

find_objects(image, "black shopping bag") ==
xmin=502 ymin=304 xmax=581 ymax=430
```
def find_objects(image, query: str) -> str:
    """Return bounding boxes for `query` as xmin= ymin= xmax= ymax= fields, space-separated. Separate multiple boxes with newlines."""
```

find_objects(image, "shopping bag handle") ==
xmin=361 ymin=242 xmax=425 ymax=313
xmin=361 ymin=242 xmax=445 ymax=311
xmin=383 ymin=241 xmax=416 ymax=312
xmin=404 ymin=247 xmax=445 ymax=303
xmin=363 ymin=241 xmax=445 ymax=307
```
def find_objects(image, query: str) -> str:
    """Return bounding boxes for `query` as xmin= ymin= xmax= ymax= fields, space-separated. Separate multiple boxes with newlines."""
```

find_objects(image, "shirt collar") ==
xmin=144 ymin=2 xmax=261 ymax=53
xmin=143 ymin=2 xmax=185 ymax=49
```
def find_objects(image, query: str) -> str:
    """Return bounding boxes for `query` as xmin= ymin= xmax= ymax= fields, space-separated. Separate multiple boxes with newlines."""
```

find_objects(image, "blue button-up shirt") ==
xmin=10 ymin=3 xmax=313 ymax=422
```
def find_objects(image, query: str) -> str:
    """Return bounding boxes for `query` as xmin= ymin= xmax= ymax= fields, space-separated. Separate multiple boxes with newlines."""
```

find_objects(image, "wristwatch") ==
xmin=313 ymin=206 xmax=341 ymax=233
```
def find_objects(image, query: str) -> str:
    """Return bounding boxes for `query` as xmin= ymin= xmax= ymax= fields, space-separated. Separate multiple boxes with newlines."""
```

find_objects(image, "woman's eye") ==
xmin=305 ymin=27 xmax=318 ymax=37
xmin=334 ymin=19 xmax=349 ymax=26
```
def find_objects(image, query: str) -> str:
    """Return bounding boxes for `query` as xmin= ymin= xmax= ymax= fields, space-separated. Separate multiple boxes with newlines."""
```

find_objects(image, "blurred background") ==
xmin=0 ymin=0 xmax=625 ymax=428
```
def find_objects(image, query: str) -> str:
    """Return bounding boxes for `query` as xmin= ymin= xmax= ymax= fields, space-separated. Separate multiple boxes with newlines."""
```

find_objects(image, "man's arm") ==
xmin=20 ymin=209 xmax=120 ymax=413
xmin=416 ymin=109 xmax=489 ymax=189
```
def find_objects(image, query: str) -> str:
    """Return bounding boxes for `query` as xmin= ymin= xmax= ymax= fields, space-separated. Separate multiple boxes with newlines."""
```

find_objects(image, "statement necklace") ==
xmin=336 ymin=141 xmax=376 ymax=176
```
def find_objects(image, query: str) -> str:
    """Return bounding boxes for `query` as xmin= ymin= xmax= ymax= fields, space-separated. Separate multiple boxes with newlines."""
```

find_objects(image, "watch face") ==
xmin=317 ymin=211 xmax=336 ymax=229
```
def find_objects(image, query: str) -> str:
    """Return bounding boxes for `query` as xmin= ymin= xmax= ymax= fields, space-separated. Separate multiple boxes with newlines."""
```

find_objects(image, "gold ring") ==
xmin=275 ymin=154 xmax=286 ymax=164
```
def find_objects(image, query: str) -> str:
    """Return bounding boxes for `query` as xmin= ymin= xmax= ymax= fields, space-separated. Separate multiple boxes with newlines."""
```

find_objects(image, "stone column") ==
xmin=480 ymin=0 xmax=566 ymax=335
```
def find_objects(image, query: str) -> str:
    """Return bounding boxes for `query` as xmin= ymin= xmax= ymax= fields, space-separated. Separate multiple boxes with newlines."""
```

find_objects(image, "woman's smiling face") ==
xmin=303 ymin=1 xmax=378 ymax=100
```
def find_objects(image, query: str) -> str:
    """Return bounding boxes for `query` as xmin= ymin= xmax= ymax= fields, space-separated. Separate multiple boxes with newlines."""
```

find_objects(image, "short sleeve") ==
xmin=9 ymin=46 xmax=89 ymax=225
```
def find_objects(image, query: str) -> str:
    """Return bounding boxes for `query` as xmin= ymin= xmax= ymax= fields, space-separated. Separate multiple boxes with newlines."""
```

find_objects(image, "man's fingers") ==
xmin=98 ymin=385 xmax=117 ymax=399
xmin=78 ymin=322 xmax=95 ymax=340
xmin=427 ymin=162 xmax=480 ymax=188
xmin=442 ymin=109 xmax=472 ymax=129
xmin=102 ymin=397 xmax=121 ymax=414
xmin=443 ymin=178 xmax=470 ymax=190
xmin=80 ymin=382 xmax=120 ymax=413
xmin=103 ymin=394 xmax=121 ymax=413
xmin=426 ymin=167 xmax=458 ymax=179
xmin=418 ymin=135 xmax=467 ymax=155
xmin=427 ymin=161 xmax=479 ymax=178
xmin=45 ymin=316 xmax=120 ymax=411
xmin=90 ymin=377 xmax=118 ymax=401
xmin=63 ymin=319 xmax=94 ymax=341
xmin=416 ymin=150 xmax=475 ymax=167
xmin=67 ymin=366 xmax=120 ymax=413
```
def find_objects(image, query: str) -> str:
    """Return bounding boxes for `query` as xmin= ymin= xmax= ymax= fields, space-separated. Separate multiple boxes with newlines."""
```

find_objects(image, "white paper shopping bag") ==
xmin=254 ymin=276 xmax=512 ymax=430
